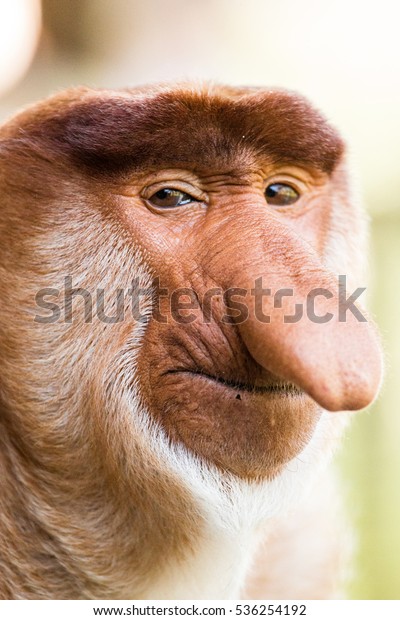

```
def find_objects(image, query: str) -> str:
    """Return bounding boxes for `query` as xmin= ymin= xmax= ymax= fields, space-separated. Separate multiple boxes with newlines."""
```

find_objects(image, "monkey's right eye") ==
xmin=148 ymin=188 xmax=197 ymax=208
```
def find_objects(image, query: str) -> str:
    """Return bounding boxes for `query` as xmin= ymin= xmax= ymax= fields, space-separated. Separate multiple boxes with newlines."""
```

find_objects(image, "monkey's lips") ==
xmin=145 ymin=366 xmax=322 ymax=480
xmin=165 ymin=368 xmax=303 ymax=397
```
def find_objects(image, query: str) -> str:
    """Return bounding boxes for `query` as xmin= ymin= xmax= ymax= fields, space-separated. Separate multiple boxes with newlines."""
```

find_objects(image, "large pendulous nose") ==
xmin=211 ymin=215 xmax=382 ymax=412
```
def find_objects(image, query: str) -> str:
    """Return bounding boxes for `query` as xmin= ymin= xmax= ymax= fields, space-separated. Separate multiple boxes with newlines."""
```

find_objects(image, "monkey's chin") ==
xmin=146 ymin=370 xmax=322 ymax=480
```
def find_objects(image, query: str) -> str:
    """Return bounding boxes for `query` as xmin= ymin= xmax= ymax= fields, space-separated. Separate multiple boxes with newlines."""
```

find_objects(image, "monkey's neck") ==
xmin=0 ymin=431 xmax=262 ymax=599
xmin=137 ymin=526 xmax=260 ymax=600
xmin=3 ymin=485 xmax=260 ymax=599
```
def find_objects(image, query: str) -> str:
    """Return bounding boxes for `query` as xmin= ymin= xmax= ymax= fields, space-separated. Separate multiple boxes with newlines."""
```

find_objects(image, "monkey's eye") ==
xmin=148 ymin=188 xmax=196 ymax=208
xmin=265 ymin=183 xmax=300 ymax=206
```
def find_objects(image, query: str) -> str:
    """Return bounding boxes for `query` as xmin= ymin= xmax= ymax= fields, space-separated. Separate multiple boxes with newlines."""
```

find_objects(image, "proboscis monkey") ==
xmin=0 ymin=84 xmax=382 ymax=600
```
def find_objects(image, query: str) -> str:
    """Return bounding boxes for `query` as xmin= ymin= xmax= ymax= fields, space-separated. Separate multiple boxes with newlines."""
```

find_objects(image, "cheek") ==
xmin=116 ymin=197 xmax=199 ymax=282
xmin=285 ymin=200 xmax=333 ymax=257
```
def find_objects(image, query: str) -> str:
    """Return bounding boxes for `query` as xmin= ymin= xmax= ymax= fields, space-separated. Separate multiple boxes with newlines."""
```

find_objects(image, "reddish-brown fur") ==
xmin=0 ymin=84 xmax=381 ymax=599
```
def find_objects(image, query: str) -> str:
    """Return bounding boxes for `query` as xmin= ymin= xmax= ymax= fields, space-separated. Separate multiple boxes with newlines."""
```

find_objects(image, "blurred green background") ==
xmin=0 ymin=0 xmax=399 ymax=600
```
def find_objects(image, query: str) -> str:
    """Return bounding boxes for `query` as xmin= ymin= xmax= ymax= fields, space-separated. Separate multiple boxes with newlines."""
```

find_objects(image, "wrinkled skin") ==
xmin=119 ymin=159 xmax=381 ymax=479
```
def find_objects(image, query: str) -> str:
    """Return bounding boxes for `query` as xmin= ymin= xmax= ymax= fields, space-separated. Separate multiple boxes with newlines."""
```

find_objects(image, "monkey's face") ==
xmin=118 ymin=161 xmax=377 ymax=479
xmin=120 ymin=166 xmax=326 ymax=479
xmin=0 ymin=85 xmax=382 ymax=482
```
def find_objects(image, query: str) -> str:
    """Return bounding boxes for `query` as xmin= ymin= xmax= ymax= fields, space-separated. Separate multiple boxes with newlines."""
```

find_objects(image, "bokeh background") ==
xmin=0 ymin=0 xmax=399 ymax=600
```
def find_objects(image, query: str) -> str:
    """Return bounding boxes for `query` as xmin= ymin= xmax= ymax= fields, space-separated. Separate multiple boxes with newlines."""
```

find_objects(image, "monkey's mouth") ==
xmin=139 ymin=348 xmax=321 ymax=480
xmin=164 ymin=368 xmax=303 ymax=397
xmin=146 ymin=365 xmax=320 ymax=480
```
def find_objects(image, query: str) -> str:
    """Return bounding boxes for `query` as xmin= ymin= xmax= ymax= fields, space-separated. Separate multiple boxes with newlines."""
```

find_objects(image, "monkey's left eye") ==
xmin=265 ymin=183 xmax=300 ymax=206
xmin=148 ymin=188 xmax=197 ymax=208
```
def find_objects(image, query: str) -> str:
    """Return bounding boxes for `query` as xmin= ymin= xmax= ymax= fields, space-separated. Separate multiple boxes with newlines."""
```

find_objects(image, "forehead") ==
xmin=16 ymin=86 xmax=345 ymax=176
